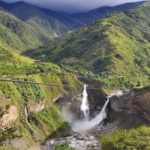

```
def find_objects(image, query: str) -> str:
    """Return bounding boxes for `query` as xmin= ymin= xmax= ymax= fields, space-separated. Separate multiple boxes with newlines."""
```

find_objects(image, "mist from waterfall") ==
xmin=71 ymin=96 xmax=110 ymax=132
xmin=80 ymin=84 xmax=89 ymax=120
xmin=71 ymin=89 xmax=124 ymax=133
xmin=61 ymin=84 xmax=124 ymax=133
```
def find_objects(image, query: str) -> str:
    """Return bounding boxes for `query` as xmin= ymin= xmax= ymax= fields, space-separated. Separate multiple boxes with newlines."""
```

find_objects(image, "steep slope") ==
xmin=0 ymin=45 xmax=82 ymax=149
xmin=0 ymin=8 xmax=44 ymax=51
xmin=0 ymin=2 xmax=70 ymax=51
xmin=25 ymin=2 xmax=150 ymax=89
xmin=0 ymin=8 xmax=51 ymax=51
xmin=7 ymin=2 xmax=69 ymax=35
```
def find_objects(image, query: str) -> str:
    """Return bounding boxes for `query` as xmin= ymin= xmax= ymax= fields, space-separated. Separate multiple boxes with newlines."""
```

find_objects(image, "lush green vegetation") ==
xmin=0 ymin=105 xmax=69 ymax=149
xmin=25 ymin=2 xmax=150 ymax=90
xmin=0 ymin=4 xmax=69 ymax=52
xmin=100 ymin=126 xmax=150 ymax=150
xmin=0 ymin=44 xmax=81 ymax=149
xmin=0 ymin=9 xmax=46 ymax=51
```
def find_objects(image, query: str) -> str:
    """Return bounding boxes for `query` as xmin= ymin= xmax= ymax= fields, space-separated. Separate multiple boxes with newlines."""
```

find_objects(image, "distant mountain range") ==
xmin=0 ymin=1 xmax=144 ymax=29
xmin=40 ymin=1 xmax=144 ymax=28
xmin=71 ymin=1 xmax=145 ymax=27
xmin=0 ymin=1 xmax=144 ymax=51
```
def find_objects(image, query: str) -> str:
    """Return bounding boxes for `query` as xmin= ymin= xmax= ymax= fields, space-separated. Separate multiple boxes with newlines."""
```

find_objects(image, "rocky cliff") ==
xmin=110 ymin=86 xmax=150 ymax=128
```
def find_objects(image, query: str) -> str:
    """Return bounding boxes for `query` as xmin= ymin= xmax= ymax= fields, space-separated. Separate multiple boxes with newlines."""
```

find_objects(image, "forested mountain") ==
xmin=3 ymin=2 xmax=69 ymax=34
xmin=0 ymin=1 xmax=144 ymax=30
xmin=0 ymin=2 xmax=69 ymax=51
xmin=25 ymin=2 xmax=150 ymax=89
xmin=0 ymin=1 xmax=144 ymax=52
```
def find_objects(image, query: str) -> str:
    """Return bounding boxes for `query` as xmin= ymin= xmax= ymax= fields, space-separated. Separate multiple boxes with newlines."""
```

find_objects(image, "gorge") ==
xmin=0 ymin=1 xmax=150 ymax=150
xmin=44 ymin=85 xmax=150 ymax=150
xmin=44 ymin=84 xmax=110 ymax=150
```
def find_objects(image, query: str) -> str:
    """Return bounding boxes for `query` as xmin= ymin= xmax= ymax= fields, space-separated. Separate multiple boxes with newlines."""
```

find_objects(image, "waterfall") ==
xmin=72 ymin=96 xmax=110 ymax=132
xmin=24 ymin=104 xmax=28 ymax=121
xmin=72 ymin=90 xmax=124 ymax=132
xmin=91 ymin=96 xmax=110 ymax=125
xmin=80 ymin=84 xmax=89 ymax=120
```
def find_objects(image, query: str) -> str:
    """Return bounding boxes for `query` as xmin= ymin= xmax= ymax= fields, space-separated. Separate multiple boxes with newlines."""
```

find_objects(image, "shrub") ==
xmin=100 ymin=126 xmax=150 ymax=150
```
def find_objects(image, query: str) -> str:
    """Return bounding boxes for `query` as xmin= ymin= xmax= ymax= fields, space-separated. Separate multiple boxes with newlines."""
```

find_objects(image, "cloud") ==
xmin=0 ymin=0 xmax=148 ymax=13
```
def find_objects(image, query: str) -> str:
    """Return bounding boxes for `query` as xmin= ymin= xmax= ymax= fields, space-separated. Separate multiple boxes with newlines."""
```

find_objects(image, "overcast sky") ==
xmin=0 ymin=0 xmax=148 ymax=13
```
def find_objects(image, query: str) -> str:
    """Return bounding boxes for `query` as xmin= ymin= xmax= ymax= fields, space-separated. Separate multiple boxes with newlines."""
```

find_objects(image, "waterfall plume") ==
xmin=72 ymin=96 xmax=110 ymax=132
xmin=80 ymin=84 xmax=89 ymax=120
xmin=71 ymin=89 xmax=124 ymax=133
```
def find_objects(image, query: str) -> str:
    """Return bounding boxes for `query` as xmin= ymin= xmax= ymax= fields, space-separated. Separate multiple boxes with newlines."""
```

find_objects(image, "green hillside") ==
xmin=0 ymin=45 xmax=82 ymax=149
xmin=100 ymin=126 xmax=150 ymax=150
xmin=10 ymin=2 xmax=69 ymax=36
xmin=25 ymin=2 xmax=150 ymax=90
xmin=0 ymin=5 xmax=69 ymax=52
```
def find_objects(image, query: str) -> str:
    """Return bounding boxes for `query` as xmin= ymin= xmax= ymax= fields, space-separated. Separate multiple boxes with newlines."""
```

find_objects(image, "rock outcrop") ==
xmin=110 ymin=87 xmax=150 ymax=127
xmin=87 ymin=88 xmax=107 ymax=118
xmin=0 ymin=105 xmax=18 ymax=129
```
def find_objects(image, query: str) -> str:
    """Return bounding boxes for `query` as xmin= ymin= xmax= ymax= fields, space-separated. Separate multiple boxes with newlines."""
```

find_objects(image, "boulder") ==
xmin=115 ymin=53 xmax=124 ymax=60
xmin=0 ymin=105 xmax=18 ymax=129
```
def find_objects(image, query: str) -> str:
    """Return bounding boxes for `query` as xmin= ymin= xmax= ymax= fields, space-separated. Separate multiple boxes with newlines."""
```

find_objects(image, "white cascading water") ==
xmin=71 ymin=89 xmax=124 ymax=132
xmin=80 ymin=84 xmax=89 ymax=120
xmin=24 ymin=104 xmax=28 ymax=121
xmin=91 ymin=96 xmax=110 ymax=125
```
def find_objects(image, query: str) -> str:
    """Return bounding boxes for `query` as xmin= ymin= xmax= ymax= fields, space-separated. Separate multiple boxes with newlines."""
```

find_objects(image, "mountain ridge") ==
xmin=24 ymin=2 xmax=150 ymax=89
xmin=0 ymin=1 xmax=145 ymax=29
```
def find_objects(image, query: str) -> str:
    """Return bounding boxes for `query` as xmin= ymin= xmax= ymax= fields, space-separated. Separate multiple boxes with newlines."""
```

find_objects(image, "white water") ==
xmin=72 ymin=97 xmax=109 ymax=132
xmin=80 ymin=84 xmax=89 ymax=120
xmin=108 ymin=90 xmax=124 ymax=98
xmin=24 ymin=104 xmax=28 ymax=121
xmin=71 ymin=89 xmax=124 ymax=133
